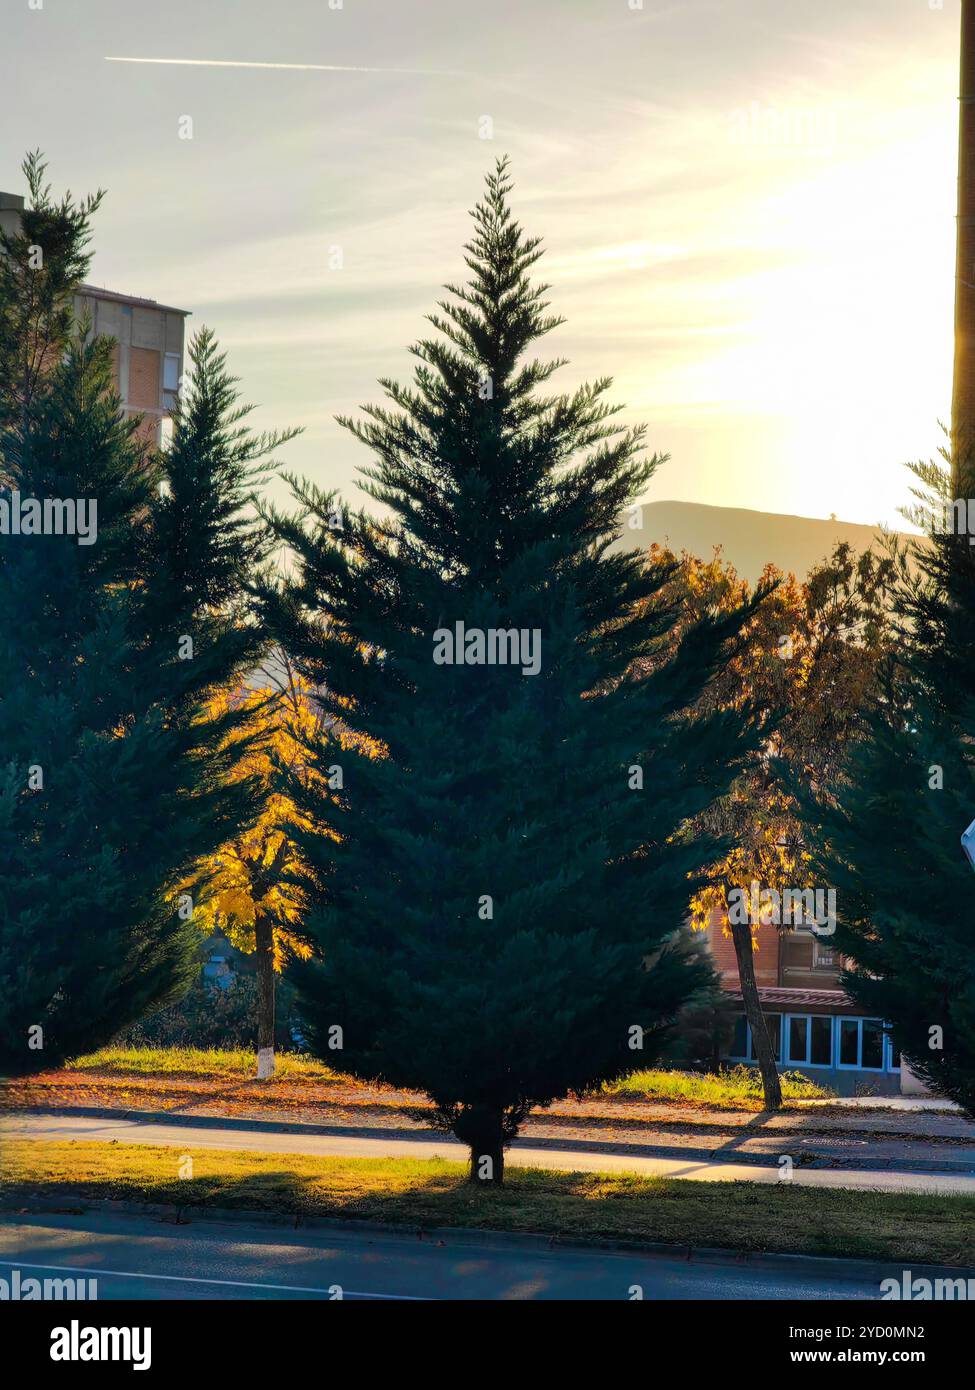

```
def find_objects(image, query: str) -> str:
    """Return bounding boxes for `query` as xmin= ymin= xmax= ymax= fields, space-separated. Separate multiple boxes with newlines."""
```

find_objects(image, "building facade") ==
xmin=72 ymin=284 xmax=189 ymax=448
xmin=1 ymin=189 xmax=189 ymax=447
xmin=705 ymin=911 xmax=920 ymax=1097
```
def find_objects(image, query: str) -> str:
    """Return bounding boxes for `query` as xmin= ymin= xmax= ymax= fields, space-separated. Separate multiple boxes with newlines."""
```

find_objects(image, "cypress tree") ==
xmin=0 ymin=151 xmax=103 ymax=432
xmin=263 ymin=159 xmax=766 ymax=1182
xmin=0 ymin=331 xmax=201 ymax=1070
xmin=0 ymin=163 xmax=289 ymax=1072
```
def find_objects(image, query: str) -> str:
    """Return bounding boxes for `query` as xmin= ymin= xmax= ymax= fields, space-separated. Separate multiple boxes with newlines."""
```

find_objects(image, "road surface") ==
xmin=0 ymin=1209 xmax=892 ymax=1300
xmin=5 ymin=1111 xmax=975 ymax=1193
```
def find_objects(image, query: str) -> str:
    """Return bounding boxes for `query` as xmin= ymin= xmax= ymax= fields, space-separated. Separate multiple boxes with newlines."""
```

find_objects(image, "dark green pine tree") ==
xmin=128 ymin=322 xmax=300 ymax=997
xmin=0 ymin=333 xmax=199 ymax=1072
xmin=262 ymin=159 xmax=767 ymax=1182
xmin=140 ymin=326 xmax=297 ymax=688
xmin=803 ymin=458 xmax=975 ymax=1114
xmin=0 ymin=151 xmax=104 ymax=434
xmin=0 ymin=164 xmax=289 ymax=1073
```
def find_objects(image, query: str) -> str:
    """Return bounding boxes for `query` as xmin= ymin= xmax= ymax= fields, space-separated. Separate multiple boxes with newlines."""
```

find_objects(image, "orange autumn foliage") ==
xmin=636 ymin=541 xmax=895 ymax=942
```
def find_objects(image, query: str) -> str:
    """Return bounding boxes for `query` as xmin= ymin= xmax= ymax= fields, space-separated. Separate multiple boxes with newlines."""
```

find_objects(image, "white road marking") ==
xmin=0 ymin=1258 xmax=426 ymax=1300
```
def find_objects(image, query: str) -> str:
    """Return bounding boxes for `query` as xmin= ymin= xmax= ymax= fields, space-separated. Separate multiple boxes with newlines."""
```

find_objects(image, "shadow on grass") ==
xmin=7 ymin=1152 xmax=975 ymax=1269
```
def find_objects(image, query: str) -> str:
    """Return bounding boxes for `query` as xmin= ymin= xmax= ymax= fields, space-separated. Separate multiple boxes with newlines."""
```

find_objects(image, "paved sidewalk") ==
xmin=9 ymin=1098 xmax=975 ymax=1175
xmin=6 ymin=1109 xmax=975 ymax=1195
xmin=802 ymin=1096 xmax=960 ymax=1113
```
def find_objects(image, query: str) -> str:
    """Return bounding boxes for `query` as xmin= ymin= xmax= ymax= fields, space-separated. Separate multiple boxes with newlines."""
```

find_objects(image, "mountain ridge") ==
xmin=616 ymin=500 xmax=905 ymax=586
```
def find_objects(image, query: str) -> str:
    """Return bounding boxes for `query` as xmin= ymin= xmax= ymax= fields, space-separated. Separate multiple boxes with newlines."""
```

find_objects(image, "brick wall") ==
xmin=128 ymin=346 xmax=160 ymax=409
xmin=128 ymin=411 xmax=160 ymax=450
xmin=706 ymin=905 xmax=779 ymax=986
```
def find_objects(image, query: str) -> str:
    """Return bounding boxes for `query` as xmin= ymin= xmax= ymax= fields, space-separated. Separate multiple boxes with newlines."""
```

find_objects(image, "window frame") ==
xmin=784 ymin=1013 xmax=834 ymax=1068
xmin=729 ymin=1012 xmax=898 ymax=1073
xmin=786 ymin=1014 xmax=810 ymax=1065
xmin=836 ymin=1016 xmax=889 ymax=1072
xmin=727 ymin=1014 xmax=782 ymax=1063
xmin=809 ymin=1014 xmax=834 ymax=1068
xmin=812 ymin=937 xmax=837 ymax=971
xmin=163 ymin=352 xmax=180 ymax=393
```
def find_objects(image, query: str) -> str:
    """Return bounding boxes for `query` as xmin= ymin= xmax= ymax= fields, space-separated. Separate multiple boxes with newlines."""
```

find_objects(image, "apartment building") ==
xmin=705 ymin=911 xmax=923 ymax=1097
xmin=1 ymin=190 xmax=189 ymax=447
xmin=72 ymin=283 xmax=189 ymax=448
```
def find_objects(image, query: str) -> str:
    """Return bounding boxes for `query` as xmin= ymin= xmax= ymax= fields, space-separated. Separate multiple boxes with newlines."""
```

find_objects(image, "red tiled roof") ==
xmin=721 ymin=985 xmax=859 ymax=1013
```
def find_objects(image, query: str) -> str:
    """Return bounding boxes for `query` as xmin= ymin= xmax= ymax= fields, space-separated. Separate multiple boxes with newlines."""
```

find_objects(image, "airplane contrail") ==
xmin=105 ymin=56 xmax=463 ymax=77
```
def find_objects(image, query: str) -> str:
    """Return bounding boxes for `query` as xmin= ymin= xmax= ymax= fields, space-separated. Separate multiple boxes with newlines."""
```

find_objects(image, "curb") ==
xmin=3 ymin=1191 xmax=975 ymax=1284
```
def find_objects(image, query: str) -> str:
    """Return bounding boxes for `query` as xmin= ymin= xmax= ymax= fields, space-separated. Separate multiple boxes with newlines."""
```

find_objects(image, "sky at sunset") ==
xmin=0 ymin=0 xmax=964 ymax=528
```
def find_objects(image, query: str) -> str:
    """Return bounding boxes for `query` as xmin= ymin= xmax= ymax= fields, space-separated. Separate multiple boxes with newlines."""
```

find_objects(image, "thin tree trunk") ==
xmin=730 ymin=918 xmax=782 ymax=1110
xmin=455 ymin=1104 xmax=506 ymax=1186
xmin=255 ymin=912 xmax=275 ymax=1081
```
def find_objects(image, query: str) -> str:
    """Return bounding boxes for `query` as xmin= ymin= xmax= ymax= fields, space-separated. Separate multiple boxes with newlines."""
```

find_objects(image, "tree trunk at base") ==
xmin=255 ymin=912 xmax=275 ymax=1081
xmin=454 ymin=1105 xmax=506 ymax=1186
xmin=468 ymin=1136 xmax=505 ymax=1186
xmin=730 ymin=918 xmax=782 ymax=1111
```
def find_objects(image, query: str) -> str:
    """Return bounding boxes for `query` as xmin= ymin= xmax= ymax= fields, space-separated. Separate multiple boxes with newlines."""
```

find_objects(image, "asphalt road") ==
xmin=0 ymin=1210 xmax=891 ymax=1300
xmin=5 ymin=1111 xmax=975 ymax=1193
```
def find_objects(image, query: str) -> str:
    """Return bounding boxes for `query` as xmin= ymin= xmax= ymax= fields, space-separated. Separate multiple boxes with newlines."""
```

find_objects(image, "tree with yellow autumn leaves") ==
xmin=192 ymin=661 xmax=324 ymax=1078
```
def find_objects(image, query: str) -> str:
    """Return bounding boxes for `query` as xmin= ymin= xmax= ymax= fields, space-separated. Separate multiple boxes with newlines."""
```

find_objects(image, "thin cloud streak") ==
xmin=104 ymin=56 xmax=465 ymax=77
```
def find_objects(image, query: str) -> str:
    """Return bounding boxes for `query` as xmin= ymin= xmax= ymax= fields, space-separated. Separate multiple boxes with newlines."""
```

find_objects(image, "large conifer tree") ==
xmin=263 ymin=160 xmax=767 ymax=1181
xmin=0 ymin=151 xmax=103 ymax=434
xmin=0 ymin=163 xmax=285 ymax=1073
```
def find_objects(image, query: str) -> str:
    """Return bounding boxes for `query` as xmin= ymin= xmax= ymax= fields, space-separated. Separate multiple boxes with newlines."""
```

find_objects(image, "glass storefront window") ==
xmin=765 ymin=1014 xmax=781 ymax=1061
xmin=862 ymin=1019 xmax=884 ymax=1070
xmin=729 ymin=1012 xmax=894 ymax=1072
xmin=810 ymin=1015 xmax=832 ymax=1065
xmin=789 ymin=1016 xmax=808 ymax=1064
xmin=839 ymin=1018 xmax=859 ymax=1066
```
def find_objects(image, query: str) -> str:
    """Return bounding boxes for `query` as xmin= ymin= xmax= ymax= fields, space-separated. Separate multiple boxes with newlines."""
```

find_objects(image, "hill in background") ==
xmin=617 ymin=501 xmax=903 ymax=586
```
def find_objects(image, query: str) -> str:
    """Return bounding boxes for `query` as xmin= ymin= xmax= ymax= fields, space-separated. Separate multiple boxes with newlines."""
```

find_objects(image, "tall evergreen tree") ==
xmin=0 ymin=164 xmax=289 ymax=1073
xmin=0 ymin=151 xmax=103 ymax=435
xmin=804 ymin=457 xmax=975 ymax=1114
xmin=140 ymin=327 xmax=294 ymax=684
xmin=0 ymin=332 xmax=200 ymax=1070
xmin=261 ymin=159 xmax=767 ymax=1182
